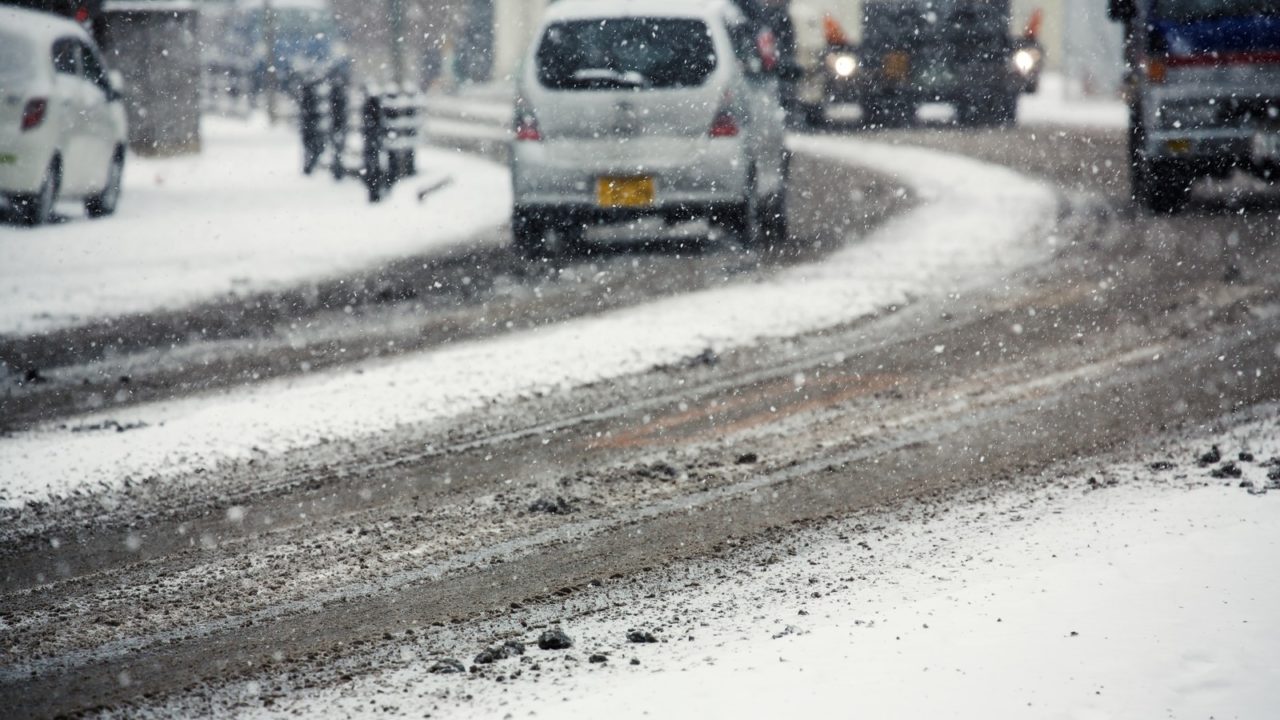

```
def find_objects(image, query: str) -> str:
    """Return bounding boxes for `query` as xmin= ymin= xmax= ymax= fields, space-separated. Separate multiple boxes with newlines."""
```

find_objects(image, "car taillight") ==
xmin=515 ymin=119 xmax=541 ymax=141
xmin=21 ymin=98 xmax=48 ymax=131
xmin=709 ymin=110 xmax=739 ymax=138
xmin=514 ymin=107 xmax=541 ymax=142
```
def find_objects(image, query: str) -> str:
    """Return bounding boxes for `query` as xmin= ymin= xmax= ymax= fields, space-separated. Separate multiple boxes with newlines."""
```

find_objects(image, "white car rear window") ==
xmin=536 ymin=18 xmax=717 ymax=91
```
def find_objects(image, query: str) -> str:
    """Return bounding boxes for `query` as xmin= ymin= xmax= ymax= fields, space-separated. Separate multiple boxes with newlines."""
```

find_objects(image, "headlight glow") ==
xmin=1013 ymin=49 xmax=1038 ymax=76
xmin=830 ymin=53 xmax=858 ymax=78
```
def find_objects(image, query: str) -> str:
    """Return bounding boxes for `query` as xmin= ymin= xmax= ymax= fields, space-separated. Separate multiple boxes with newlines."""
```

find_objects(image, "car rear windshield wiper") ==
xmin=570 ymin=68 xmax=650 ymax=89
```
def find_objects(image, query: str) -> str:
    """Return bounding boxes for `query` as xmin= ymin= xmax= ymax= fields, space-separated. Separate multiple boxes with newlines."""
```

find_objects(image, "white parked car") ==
xmin=0 ymin=6 xmax=128 ymax=226
xmin=511 ymin=0 xmax=789 ymax=257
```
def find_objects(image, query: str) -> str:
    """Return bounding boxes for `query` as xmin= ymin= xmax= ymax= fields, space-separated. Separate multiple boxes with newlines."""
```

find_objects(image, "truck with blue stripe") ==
xmin=1109 ymin=0 xmax=1280 ymax=212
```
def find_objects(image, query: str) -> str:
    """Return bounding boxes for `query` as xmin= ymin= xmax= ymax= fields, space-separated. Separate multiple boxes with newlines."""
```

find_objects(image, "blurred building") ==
xmin=102 ymin=0 xmax=202 ymax=155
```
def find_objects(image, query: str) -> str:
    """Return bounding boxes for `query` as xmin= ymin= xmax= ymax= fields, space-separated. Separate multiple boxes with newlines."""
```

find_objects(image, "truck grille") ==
xmin=1159 ymin=97 xmax=1280 ymax=131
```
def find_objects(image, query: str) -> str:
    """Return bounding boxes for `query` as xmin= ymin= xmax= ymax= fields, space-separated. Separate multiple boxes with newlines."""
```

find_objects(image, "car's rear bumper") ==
xmin=514 ymin=201 xmax=740 ymax=228
xmin=511 ymin=136 xmax=748 ymax=209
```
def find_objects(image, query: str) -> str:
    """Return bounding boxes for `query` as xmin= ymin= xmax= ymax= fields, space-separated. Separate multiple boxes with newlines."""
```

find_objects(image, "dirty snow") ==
xmin=0 ymin=135 xmax=1056 ymax=510
xmin=0 ymin=116 xmax=511 ymax=335
xmin=140 ymin=410 xmax=1280 ymax=720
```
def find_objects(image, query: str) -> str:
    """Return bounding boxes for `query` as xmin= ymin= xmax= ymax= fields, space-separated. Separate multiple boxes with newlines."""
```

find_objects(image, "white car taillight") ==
xmin=514 ymin=100 xmax=541 ymax=142
xmin=709 ymin=110 xmax=740 ymax=138
xmin=21 ymin=98 xmax=48 ymax=132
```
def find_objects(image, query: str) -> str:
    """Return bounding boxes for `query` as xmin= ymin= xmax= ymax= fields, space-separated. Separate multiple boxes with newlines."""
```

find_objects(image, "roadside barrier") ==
xmin=297 ymin=72 xmax=425 ymax=203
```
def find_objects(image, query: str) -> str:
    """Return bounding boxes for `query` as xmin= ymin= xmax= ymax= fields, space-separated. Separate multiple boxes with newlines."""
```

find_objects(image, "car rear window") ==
xmin=536 ymin=18 xmax=717 ymax=91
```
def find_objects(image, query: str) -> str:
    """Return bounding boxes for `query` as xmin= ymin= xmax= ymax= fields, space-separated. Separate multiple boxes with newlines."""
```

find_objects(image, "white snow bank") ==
xmin=206 ymin=414 xmax=1280 ymax=720
xmin=555 ymin=484 xmax=1279 ymax=719
xmin=0 ymin=117 xmax=511 ymax=336
xmin=0 ymin=137 xmax=1057 ymax=510
xmin=1020 ymin=72 xmax=1128 ymax=129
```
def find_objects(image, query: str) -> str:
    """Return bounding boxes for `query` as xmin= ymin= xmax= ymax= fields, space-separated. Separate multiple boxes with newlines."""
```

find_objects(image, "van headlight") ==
xmin=1013 ymin=48 xmax=1039 ymax=76
xmin=827 ymin=53 xmax=859 ymax=78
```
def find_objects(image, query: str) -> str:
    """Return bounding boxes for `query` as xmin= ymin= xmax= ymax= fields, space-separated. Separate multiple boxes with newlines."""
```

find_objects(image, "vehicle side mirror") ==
xmin=107 ymin=70 xmax=125 ymax=102
xmin=1107 ymin=0 xmax=1135 ymax=21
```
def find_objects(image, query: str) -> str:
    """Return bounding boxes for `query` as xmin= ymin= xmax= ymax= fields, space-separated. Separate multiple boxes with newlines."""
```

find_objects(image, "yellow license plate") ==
xmin=597 ymin=176 xmax=655 ymax=208
xmin=883 ymin=52 xmax=911 ymax=82
xmin=0 ymin=153 xmax=16 ymax=165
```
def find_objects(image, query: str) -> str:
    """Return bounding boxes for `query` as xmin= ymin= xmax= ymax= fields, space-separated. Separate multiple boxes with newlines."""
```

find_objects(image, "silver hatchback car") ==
xmin=511 ymin=0 xmax=790 ymax=257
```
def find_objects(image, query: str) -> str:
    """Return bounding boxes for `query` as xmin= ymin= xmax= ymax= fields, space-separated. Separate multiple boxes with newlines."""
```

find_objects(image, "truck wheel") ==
xmin=995 ymin=94 xmax=1018 ymax=127
xmin=801 ymin=103 xmax=826 ymax=129
xmin=1129 ymin=117 xmax=1193 ymax=213
xmin=1133 ymin=157 xmax=1193 ymax=214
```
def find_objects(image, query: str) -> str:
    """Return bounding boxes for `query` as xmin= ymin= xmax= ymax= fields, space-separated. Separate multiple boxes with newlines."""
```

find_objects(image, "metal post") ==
xmin=264 ymin=0 xmax=278 ymax=124
xmin=389 ymin=0 xmax=405 ymax=87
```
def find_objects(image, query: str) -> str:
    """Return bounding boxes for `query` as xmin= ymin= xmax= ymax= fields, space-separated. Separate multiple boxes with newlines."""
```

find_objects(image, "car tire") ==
xmin=17 ymin=159 xmax=60 ymax=227
xmin=513 ymin=208 xmax=581 ymax=260
xmin=513 ymin=208 xmax=546 ymax=259
xmin=982 ymin=94 xmax=1018 ymax=128
xmin=719 ymin=168 xmax=762 ymax=250
xmin=86 ymin=150 xmax=125 ymax=219
xmin=761 ymin=191 xmax=788 ymax=248
xmin=760 ymin=154 xmax=789 ymax=248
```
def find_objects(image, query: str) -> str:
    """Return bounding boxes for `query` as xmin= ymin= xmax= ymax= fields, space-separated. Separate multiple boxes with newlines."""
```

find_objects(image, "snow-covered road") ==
xmin=0 ymin=135 xmax=1057 ymax=510
xmin=0 ymin=117 xmax=511 ymax=336
xmin=6 ymin=86 xmax=1279 ymax=720
xmin=194 ymin=411 xmax=1280 ymax=720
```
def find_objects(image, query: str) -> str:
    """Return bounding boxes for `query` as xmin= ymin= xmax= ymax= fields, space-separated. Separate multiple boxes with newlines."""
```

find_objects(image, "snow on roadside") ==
xmin=0 ymin=117 xmax=511 ymax=336
xmin=1019 ymin=72 xmax=1128 ymax=129
xmin=0 ymin=137 xmax=1057 ymax=510
xmin=158 ymin=409 xmax=1280 ymax=720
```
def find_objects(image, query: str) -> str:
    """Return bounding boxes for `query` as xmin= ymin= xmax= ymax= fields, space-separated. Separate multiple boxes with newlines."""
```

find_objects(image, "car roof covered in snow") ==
xmin=544 ymin=0 xmax=739 ymax=23
xmin=0 ymin=5 xmax=93 ymax=47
